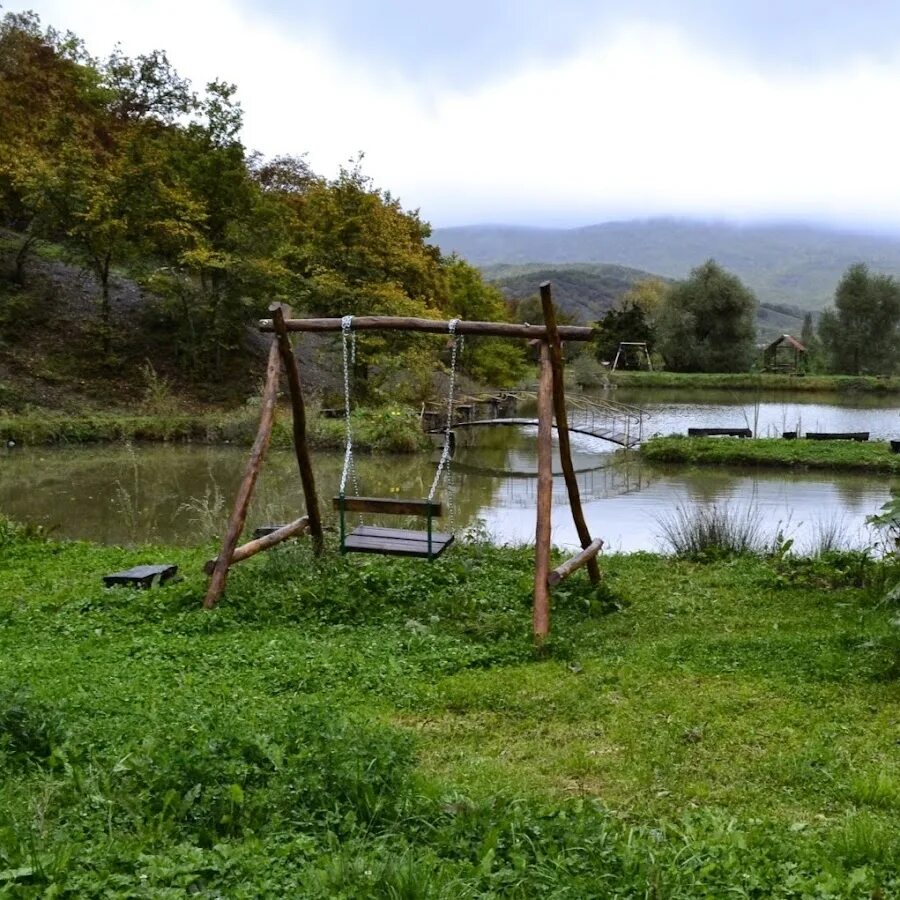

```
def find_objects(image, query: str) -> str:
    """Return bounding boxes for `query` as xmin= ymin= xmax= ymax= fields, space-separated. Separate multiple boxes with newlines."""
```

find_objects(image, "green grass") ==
xmin=1 ymin=518 xmax=899 ymax=896
xmin=642 ymin=436 xmax=900 ymax=473
xmin=0 ymin=404 xmax=430 ymax=453
xmin=612 ymin=370 xmax=900 ymax=393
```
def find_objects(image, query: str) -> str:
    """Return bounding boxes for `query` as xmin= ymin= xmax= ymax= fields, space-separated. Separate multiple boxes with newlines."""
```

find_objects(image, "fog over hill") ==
xmin=432 ymin=220 xmax=900 ymax=310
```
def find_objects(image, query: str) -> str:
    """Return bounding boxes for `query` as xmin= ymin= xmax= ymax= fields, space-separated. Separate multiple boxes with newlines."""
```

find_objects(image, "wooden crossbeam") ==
xmin=259 ymin=315 xmax=594 ymax=342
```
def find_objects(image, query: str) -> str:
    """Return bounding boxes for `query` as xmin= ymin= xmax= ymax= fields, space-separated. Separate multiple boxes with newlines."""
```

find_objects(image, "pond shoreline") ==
xmin=641 ymin=435 xmax=900 ymax=473
xmin=0 ymin=405 xmax=430 ymax=452
xmin=611 ymin=371 xmax=900 ymax=393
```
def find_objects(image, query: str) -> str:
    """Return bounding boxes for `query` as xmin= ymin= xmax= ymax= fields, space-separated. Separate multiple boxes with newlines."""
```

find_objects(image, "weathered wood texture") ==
xmin=271 ymin=303 xmax=324 ymax=554
xmin=203 ymin=516 xmax=310 ymax=576
xmin=539 ymin=281 xmax=600 ymax=585
xmin=688 ymin=427 xmax=753 ymax=438
xmin=259 ymin=315 xmax=594 ymax=342
xmin=805 ymin=432 xmax=870 ymax=442
xmin=103 ymin=564 xmax=178 ymax=589
xmin=533 ymin=342 xmax=553 ymax=645
xmin=333 ymin=496 xmax=443 ymax=517
xmin=548 ymin=539 xmax=604 ymax=586
xmin=342 ymin=525 xmax=454 ymax=558
xmin=203 ymin=341 xmax=281 ymax=608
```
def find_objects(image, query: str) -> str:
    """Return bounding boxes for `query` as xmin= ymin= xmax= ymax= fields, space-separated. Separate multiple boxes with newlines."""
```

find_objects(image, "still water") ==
xmin=616 ymin=388 xmax=900 ymax=440
xmin=1 ymin=420 xmax=895 ymax=553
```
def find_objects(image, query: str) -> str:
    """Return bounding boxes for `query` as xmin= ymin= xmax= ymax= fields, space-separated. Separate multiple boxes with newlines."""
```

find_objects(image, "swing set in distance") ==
xmin=204 ymin=283 xmax=604 ymax=645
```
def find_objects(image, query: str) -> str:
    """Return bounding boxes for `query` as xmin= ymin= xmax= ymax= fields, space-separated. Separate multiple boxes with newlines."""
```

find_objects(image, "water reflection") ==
xmin=1 ymin=424 xmax=896 ymax=554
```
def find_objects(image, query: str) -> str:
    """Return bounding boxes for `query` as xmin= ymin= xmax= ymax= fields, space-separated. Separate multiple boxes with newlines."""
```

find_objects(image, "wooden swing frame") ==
xmin=204 ymin=284 xmax=604 ymax=646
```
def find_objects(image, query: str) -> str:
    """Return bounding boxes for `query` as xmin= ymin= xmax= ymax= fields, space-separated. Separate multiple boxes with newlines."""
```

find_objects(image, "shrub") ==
xmin=0 ymin=685 xmax=64 ymax=768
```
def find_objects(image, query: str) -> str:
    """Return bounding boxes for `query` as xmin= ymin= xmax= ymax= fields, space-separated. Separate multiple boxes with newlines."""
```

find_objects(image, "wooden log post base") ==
xmin=203 ymin=516 xmax=310 ymax=576
xmin=203 ymin=341 xmax=281 ymax=609
xmin=271 ymin=303 xmax=324 ymax=554
xmin=532 ymin=342 xmax=554 ymax=646
xmin=548 ymin=539 xmax=604 ymax=587
xmin=539 ymin=282 xmax=601 ymax=586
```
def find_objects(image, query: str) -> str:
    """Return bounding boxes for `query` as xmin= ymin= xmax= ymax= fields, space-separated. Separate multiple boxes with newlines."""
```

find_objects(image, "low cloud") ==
xmin=16 ymin=0 xmax=900 ymax=230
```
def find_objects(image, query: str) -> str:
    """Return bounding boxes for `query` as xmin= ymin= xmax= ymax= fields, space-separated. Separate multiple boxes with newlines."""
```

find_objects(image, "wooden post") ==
xmin=539 ymin=281 xmax=601 ymax=585
xmin=533 ymin=341 xmax=553 ymax=646
xmin=271 ymin=303 xmax=324 ymax=554
xmin=203 ymin=341 xmax=281 ymax=609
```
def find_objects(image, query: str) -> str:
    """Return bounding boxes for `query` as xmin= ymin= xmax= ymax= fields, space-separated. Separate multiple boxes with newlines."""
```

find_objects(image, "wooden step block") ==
xmin=253 ymin=525 xmax=288 ymax=539
xmin=103 ymin=564 xmax=178 ymax=589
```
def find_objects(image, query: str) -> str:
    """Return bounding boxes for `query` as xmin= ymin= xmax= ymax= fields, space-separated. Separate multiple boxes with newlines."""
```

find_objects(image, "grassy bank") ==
xmin=612 ymin=370 xmax=900 ymax=393
xmin=641 ymin=435 xmax=900 ymax=473
xmin=0 ymin=404 xmax=430 ymax=453
xmin=1 ymin=520 xmax=899 ymax=896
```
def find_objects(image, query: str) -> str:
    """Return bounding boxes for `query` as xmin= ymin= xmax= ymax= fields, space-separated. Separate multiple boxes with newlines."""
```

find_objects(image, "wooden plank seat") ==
xmin=333 ymin=496 xmax=453 ymax=559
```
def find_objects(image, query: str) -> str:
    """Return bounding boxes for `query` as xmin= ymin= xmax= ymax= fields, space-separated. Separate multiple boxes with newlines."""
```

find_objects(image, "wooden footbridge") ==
xmin=422 ymin=390 xmax=647 ymax=449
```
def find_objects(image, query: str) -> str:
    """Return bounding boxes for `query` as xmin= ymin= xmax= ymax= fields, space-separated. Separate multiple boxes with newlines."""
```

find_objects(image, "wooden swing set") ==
xmin=204 ymin=283 xmax=604 ymax=645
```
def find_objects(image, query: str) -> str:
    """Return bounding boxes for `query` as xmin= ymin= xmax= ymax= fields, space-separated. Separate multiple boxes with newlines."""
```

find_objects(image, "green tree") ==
xmin=0 ymin=12 xmax=105 ymax=281
xmin=594 ymin=303 xmax=654 ymax=366
xmin=818 ymin=263 xmax=900 ymax=375
xmin=657 ymin=260 xmax=757 ymax=372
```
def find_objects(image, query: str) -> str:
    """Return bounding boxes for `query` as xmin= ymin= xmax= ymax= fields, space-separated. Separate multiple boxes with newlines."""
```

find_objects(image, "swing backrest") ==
xmin=333 ymin=497 xmax=442 ymax=517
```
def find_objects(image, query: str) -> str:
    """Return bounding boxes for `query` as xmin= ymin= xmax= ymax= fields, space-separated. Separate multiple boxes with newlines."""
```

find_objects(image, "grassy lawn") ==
xmin=641 ymin=435 xmax=900 ymax=473
xmin=1 ymin=521 xmax=899 ymax=896
xmin=611 ymin=371 xmax=900 ymax=394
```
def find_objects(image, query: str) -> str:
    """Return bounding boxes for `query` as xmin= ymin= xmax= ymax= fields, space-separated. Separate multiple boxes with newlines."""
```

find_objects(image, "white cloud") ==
xmin=14 ymin=0 xmax=900 ymax=228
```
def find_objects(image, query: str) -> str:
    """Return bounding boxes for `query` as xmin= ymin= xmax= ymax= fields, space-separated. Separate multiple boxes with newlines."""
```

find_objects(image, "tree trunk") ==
xmin=14 ymin=235 xmax=36 ymax=284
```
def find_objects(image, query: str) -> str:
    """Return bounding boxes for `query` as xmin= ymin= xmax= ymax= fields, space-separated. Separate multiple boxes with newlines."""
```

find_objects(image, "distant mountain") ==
xmin=483 ymin=261 xmax=805 ymax=342
xmin=433 ymin=220 xmax=900 ymax=310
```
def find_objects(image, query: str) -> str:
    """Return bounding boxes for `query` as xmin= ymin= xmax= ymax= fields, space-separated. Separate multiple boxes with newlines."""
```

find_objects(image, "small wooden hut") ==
xmin=762 ymin=334 xmax=806 ymax=374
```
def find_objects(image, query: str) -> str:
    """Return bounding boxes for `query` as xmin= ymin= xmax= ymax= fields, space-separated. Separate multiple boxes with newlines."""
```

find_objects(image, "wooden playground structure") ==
xmin=205 ymin=283 xmax=605 ymax=645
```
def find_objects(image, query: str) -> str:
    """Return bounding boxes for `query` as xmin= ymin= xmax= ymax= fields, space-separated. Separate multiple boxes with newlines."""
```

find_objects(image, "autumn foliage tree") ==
xmin=0 ymin=11 xmax=521 ymax=392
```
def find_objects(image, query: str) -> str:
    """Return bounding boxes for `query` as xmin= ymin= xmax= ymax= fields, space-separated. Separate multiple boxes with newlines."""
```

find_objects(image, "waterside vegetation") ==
xmin=0 ymin=404 xmax=429 ymax=452
xmin=612 ymin=370 xmax=900 ymax=393
xmin=1 ymin=518 xmax=899 ymax=896
xmin=642 ymin=436 xmax=900 ymax=474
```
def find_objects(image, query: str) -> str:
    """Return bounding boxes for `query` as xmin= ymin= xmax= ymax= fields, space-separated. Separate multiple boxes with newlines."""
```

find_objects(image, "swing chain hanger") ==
xmin=428 ymin=318 xmax=463 ymax=502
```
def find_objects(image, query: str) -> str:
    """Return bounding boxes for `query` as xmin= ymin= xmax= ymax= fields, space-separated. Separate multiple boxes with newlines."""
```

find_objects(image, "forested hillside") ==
xmin=433 ymin=220 xmax=900 ymax=310
xmin=0 ymin=12 xmax=523 ymax=410
xmin=482 ymin=262 xmax=661 ymax=321
xmin=484 ymin=262 xmax=806 ymax=341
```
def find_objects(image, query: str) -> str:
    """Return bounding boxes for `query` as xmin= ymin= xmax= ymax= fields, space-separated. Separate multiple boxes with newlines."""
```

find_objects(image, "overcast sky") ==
xmin=9 ymin=0 xmax=900 ymax=230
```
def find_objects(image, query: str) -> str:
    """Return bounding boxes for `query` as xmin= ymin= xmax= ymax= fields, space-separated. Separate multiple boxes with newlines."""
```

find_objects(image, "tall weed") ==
xmin=657 ymin=502 xmax=767 ymax=557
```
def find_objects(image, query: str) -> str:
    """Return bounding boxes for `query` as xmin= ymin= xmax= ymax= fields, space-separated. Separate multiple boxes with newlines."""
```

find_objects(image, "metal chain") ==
xmin=339 ymin=316 xmax=359 ymax=497
xmin=428 ymin=319 xmax=463 ymax=502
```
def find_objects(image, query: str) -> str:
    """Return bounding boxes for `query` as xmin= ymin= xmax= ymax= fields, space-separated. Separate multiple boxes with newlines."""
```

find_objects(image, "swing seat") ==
xmin=333 ymin=496 xmax=454 ymax=559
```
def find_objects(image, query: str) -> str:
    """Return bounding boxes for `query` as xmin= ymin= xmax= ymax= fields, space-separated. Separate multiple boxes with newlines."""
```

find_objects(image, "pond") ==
xmin=614 ymin=387 xmax=900 ymax=440
xmin=1 ymin=420 xmax=896 ymax=553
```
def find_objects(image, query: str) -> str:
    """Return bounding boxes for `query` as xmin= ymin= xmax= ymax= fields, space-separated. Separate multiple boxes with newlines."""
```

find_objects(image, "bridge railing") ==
xmin=421 ymin=389 xmax=647 ymax=448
